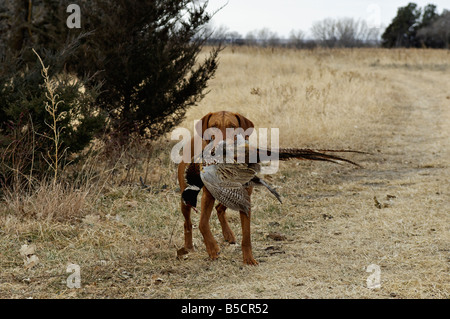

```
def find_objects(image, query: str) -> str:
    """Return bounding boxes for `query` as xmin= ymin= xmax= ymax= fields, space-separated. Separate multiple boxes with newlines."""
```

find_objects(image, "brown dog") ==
xmin=177 ymin=111 xmax=258 ymax=265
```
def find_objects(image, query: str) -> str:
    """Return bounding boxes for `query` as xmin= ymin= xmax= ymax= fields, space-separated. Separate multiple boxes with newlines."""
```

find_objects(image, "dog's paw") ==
xmin=208 ymin=250 xmax=220 ymax=260
xmin=177 ymin=247 xmax=192 ymax=259
xmin=243 ymin=256 xmax=259 ymax=266
xmin=222 ymin=230 xmax=236 ymax=244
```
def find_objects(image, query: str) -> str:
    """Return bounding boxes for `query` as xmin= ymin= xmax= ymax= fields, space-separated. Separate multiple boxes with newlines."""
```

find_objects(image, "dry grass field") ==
xmin=0 ymin=47 xmax=449 ymax=299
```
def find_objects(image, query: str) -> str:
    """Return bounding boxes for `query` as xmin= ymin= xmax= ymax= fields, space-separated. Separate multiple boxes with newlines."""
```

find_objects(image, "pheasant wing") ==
xmin=213 ymin=163 xmax=259 ymax=186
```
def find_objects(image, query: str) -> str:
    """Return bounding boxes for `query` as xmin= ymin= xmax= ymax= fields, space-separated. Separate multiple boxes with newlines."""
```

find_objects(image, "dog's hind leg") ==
xmin=181 ymin=201 xmax=194 ymax=251
xmin=178 ymin=162 xmax=194 ymax=254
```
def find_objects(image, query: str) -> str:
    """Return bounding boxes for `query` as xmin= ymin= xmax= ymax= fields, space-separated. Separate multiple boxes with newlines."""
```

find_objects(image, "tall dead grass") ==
xmin=2 ymin=182 xmax=93 ymax=222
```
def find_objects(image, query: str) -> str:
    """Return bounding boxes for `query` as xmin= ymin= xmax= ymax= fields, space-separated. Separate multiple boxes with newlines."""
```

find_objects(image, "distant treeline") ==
xmin=205 ymin=36 xmax=379 ymax=49
xmin=205 ymin=2 xmax=449 ymax=49
xmin=204 ymin=19 xmax=381 ymax=49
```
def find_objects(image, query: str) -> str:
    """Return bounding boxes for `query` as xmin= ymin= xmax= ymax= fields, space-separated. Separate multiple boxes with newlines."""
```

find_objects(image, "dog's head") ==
xmin=195 ymin=111 xmax=254 ymax=145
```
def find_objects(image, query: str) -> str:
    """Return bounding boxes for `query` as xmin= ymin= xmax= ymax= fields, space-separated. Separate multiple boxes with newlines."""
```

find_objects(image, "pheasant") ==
xmin=182 ymin=137 xmax=362 ymax=215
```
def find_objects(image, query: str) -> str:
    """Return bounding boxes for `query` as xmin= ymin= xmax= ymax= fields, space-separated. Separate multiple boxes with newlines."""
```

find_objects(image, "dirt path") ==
xmin=307 ymin=68 xmax=450 ymax=298
xmin=384 ymin=70 xmax=450 ymax=170
xmin=350 ymin=69 xmax=450 ymax=297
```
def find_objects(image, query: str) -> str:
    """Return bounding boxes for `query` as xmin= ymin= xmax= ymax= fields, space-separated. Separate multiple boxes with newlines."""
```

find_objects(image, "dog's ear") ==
xmin=234 ymin=112 xmax=254 ymax=136
xmin=195 ymin=112 xmax=213 ymax=138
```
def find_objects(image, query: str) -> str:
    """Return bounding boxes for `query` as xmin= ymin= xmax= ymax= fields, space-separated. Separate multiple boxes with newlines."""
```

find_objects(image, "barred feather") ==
xmin=270 ymin=148 xmax=362 ymax=167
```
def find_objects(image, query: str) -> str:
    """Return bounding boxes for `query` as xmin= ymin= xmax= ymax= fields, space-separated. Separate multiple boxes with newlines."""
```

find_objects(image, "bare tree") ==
xmin=211 ymin=24 xmax=229 ymax=40
xmin=311 ymin=18 xmax=337 ymax=46
xmin=335 ymin=18 xmax=360 ymax=46
xmin=289 ymin=29 xmax=305 ymax=48
xmin=244 ymin=28 xmax=280 ymax=46
xmin=311 ymin=17 xmax=379 ymax=47
xmin=257 ymin=28 xmax=280 ymax=46
xmin=226 ymin=31 xmax=242 ymax=42
xmin=244 ymin=30 xmax=257 ymax=45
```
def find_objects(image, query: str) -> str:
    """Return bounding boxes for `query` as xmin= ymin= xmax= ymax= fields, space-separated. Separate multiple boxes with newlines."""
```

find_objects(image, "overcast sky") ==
xmin=205 ymin=0 xmax=450 ymax=38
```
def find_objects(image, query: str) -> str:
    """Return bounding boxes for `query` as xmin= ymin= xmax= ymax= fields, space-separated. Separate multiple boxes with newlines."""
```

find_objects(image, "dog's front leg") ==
xmin=216 ymin=203 xmax=236 ymax=244
xmin=199 ymin=188 xmax=220 ymax=260
xmin=240 ymin=187 xmax=258 ymax=265
xmin=240 ymin=210 xmax=258 ymax=265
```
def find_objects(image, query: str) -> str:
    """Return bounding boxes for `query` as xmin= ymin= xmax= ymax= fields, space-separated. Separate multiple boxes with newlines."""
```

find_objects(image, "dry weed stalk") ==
xmin=32 ymin=49 xmax=67 ymax=185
